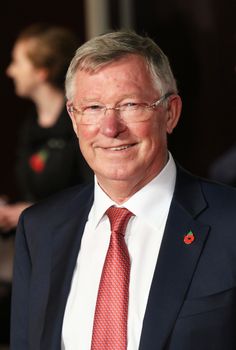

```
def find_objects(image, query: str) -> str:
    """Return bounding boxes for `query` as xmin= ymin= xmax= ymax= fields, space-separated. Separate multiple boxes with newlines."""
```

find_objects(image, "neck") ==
xmin=97 ymin=172 xmax=159 ymax=205
xmin=33 ymin=84 xmax=65 ymax=127
xmin=96 ymin=153 xmax=169 ymax=204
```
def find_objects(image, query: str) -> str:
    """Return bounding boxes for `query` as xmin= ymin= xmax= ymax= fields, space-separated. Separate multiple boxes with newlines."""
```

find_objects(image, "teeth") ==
xmin=110 ymin=145 xmax=131 ymax=151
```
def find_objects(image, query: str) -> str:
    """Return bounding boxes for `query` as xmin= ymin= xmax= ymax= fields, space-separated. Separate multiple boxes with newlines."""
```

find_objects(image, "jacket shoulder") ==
xmin=176 ymin=164 xmax=236 ymax=212
xmin=22 ymin=182 xmax=94 ymax=222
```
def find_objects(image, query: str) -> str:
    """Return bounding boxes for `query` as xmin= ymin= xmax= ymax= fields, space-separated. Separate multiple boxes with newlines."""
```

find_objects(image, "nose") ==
xmin=99 ymin=109 xmax=126 ymax=138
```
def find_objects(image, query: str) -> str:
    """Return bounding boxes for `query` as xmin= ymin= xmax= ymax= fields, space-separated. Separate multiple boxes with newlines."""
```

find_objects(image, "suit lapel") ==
xmin=139 ymin=167 xmax=210 ymax=350
xmin=41 ymin=184 xmax=94 ymax=349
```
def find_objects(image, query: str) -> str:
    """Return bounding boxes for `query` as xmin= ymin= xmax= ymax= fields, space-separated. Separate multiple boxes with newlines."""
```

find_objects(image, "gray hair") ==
xmin=65 ymin=30 xmax=178 ymax=100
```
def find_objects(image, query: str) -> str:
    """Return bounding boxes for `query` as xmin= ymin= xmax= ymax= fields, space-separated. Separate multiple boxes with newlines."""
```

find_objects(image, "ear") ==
xmin=66 ymin=101 xmax=79 ymax=137
xmin=166 ymin=94 xmax=182 ymax=134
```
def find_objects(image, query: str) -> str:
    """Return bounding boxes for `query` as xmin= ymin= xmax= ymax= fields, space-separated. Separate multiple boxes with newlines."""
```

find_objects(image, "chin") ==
xmin=98 ymin=167 xmax=136 ymax=182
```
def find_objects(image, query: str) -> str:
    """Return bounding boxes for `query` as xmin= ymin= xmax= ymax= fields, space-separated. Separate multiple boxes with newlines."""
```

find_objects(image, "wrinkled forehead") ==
xmin=72 ymin=55 xmax=159 ymax=101
xmin=66 ymin=53 xmax=162 ymax=101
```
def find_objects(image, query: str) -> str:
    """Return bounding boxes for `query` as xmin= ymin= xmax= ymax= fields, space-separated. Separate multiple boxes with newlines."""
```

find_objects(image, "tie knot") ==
xmin=106 ymin=206 xmax=133 ymax=236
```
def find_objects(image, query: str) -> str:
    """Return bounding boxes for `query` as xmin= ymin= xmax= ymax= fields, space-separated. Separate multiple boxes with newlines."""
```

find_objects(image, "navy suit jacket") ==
xmin=11 ymin=165 xmax=236 ymax=349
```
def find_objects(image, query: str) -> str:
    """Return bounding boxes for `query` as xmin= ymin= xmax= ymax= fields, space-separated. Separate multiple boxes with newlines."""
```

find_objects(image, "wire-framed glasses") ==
xmin=68 ymin=92 xmax=173 ymax=125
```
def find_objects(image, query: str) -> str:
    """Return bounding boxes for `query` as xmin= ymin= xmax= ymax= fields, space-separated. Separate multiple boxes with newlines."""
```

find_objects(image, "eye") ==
xmin=83 ymin=104 xmax=104 ymax=114
xmin=120 ymin=102 xmax=140 ymax=111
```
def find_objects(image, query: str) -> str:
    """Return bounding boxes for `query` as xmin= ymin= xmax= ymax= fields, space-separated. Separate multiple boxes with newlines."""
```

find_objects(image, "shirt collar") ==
xmin=90 ymin=152 xmax=176 ymax=230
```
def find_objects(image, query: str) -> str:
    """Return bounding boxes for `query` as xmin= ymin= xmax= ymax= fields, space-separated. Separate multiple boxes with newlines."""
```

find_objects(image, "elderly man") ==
xmin=11 ymin=31 xmax=236 ymax=350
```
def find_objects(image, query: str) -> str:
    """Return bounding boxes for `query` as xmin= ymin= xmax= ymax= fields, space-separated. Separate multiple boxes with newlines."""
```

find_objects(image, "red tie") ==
xmin=91 ymin=206 xmax=133 ymax=350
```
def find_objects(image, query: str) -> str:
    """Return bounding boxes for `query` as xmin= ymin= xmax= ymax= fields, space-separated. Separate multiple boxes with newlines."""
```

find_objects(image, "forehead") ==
xmin=73 ymin=54 xmax=158 ymax=99
xmin=12 ymin=41 xmax=26 ymax=57
xmin=13 ymin=40 xmax=33 ymax=59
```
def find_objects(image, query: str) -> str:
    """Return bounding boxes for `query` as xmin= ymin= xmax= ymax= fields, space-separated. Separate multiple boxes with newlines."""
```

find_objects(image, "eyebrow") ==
xmin=76 ymin=93 xmax=147 ymax=104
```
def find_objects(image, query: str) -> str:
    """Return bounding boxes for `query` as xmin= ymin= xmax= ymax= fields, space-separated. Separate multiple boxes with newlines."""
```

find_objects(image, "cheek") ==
xmin=131 ymin=120 xmax=161 ymax=142
xmin=129 ymin=122 xmax=153 ymax=138
xmin=77 ymin=125 xmax=99 ymax=159
xmin=139 ymin=120 xmax=167 ymax=152
xmin=77 ymin=124 xmax=98 ymax=140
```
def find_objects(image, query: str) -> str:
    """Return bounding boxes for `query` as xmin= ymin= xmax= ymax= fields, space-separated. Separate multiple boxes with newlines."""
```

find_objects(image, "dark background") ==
xmin=0 ymin=0 xmax=235 ymax=199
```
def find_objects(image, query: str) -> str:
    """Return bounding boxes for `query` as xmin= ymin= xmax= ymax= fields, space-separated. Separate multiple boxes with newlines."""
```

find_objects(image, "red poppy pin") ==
xmin=184 ymin=230 xmax=195 ymax=245
xmin=29 ymin=150 xmax=49 ymax=173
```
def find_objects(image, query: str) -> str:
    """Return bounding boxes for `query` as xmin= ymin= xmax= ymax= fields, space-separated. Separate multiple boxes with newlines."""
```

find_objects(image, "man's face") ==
xmin=69 ymin=54 xmax=181 ymax=194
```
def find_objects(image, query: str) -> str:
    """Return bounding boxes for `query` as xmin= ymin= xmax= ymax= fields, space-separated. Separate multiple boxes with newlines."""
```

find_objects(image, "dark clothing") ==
xmin=15 ymin=106 xmax=92 ymax=202
xmin=11 ymin=165 xmax=236 ymax=349
xmin=0 ymin=106 xmax=92 ymax=346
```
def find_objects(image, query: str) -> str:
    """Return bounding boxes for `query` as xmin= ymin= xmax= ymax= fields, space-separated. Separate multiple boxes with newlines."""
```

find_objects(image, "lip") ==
xmin=98 ymin=143 xmax=137 ymax=152
xmin=106 ymin=144 xmax=133 ymax=151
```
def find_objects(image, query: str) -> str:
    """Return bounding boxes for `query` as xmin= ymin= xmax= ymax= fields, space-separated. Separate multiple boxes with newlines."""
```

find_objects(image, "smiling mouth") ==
xmin=104 ymin=144 xmax=136 ymax=151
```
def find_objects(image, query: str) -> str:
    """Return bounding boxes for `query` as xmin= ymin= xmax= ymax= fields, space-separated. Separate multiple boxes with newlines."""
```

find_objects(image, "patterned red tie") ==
xmin=91 ymin=206 xmax=133 ymax=350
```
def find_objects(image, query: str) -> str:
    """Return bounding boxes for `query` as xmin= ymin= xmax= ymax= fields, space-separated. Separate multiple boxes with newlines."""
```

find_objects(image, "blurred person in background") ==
xmin=0 ymin=23 xmax=92 ymax=347
xmin=1 ymin=23 xmax=92 ymax=231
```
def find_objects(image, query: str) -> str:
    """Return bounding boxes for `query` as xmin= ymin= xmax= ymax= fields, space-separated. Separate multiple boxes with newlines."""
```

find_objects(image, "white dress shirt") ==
xmin=62 ymin=153 xmax=176 ymax=350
